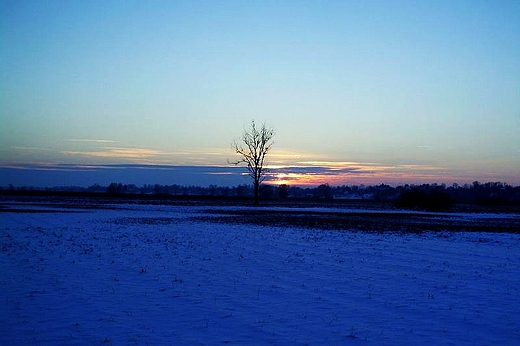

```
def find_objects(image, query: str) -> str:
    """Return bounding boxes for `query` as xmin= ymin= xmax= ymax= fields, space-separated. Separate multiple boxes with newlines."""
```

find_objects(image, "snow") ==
xmin=1 ymin=201 xmax=520 ymax=345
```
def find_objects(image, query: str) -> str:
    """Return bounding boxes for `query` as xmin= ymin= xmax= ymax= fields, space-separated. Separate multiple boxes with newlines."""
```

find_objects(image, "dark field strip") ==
xmin=2 ymin=195 xmax=519 ymax=233
xmin=198 ymin=209 xmax=520 ymax=233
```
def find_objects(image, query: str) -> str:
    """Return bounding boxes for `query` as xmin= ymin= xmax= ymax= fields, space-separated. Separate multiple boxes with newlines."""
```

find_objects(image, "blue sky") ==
xmin=1 ymin=0 xmax=519 ymax=187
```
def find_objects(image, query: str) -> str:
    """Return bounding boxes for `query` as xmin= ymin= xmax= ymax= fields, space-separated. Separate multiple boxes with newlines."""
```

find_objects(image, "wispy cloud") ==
xmin=268 ymin=150 xmax=305 ymax=160
xmin=0 ymin=163 xmax=102 ymax=171
xmin=58 ymin=144 xmax=234 ymax=166
xmin=65 ymin=139 xmax=116 ymax=143
xmin=11 ymin=146 xmax=53 ymax=152
xmin=62 ymin=147 xmax=167 ymax=159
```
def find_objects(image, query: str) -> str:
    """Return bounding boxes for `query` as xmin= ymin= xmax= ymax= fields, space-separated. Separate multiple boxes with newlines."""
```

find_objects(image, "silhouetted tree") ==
xmin=395 ymin=187 xmax=452 ymax=211
xmin=315 ymin=184 xmax=333 ymax=199
xmin=107 ymin=182 xmax=124 ymax=195
xmin=231 ymin=120 xmax=275 ymax=206
xmin=277 ymin=184 xmax=289 ymax=199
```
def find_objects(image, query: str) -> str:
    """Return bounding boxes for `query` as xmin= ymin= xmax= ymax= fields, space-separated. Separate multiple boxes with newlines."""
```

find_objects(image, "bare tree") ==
xmin=231 ymin=120 xmax=275 ymax=206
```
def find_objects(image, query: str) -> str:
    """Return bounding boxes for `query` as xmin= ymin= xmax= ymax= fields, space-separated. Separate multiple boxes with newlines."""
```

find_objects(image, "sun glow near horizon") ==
xmin=261 ymin=157 xmax=520 ymax=187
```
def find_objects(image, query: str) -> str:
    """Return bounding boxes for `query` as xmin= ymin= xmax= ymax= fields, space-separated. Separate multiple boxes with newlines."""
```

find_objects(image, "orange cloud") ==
xmin=62 ymin=148 xmax=167 ymax=159
xmin=262 ymin=160 xmax=450 ymax=186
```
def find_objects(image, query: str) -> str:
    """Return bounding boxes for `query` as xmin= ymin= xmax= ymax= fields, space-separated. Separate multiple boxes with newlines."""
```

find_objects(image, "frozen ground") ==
xmin=1 ymin=199 xmax=519 ymax=345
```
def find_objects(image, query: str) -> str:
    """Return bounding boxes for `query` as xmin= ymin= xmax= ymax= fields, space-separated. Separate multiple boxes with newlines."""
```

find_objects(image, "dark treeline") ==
xmin=2 ymin=181 xmax=520 ymax=210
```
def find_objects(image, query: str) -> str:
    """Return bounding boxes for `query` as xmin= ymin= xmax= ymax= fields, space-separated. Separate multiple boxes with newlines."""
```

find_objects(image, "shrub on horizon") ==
xmin=395 ymin=188 xmax=453 ymax=212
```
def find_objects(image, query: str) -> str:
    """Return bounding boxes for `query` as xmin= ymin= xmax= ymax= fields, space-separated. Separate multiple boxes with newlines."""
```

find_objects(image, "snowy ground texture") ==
xmin=1 ymin=198 xmax=520 ymax=345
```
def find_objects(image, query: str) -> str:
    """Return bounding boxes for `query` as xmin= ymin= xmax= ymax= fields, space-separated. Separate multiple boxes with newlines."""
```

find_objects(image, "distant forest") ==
xmin=2 ymin=181 xmax=520 ymax=209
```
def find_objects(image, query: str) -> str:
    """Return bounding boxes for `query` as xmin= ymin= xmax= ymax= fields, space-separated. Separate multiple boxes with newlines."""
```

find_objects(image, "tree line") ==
xmin=5 ymin=121 xmax=518 ymax=210
xmin=4 ymin=181 xmax=519 ymax=207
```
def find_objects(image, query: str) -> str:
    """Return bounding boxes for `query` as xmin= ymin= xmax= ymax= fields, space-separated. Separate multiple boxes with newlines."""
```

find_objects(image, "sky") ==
xmin=1 ymin=0 xmax=519 ymax=187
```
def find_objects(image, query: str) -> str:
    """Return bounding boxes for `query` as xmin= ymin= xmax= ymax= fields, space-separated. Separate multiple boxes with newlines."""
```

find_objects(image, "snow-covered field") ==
xmin=1 ymin=200 xmax=519 ymax=345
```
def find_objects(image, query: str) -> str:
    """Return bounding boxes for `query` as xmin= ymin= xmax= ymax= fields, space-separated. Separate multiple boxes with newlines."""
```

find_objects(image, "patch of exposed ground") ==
xmin=197 ymin=209 xmax=520 ymax=233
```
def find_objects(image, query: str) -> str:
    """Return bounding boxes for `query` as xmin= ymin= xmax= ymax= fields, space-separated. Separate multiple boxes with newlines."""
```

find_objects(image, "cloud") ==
xmin=11 ymin=146 xmax=53 ymax=152
xmin=56 ymin=144 xmax=237 ymax=166
xmin=259 ymin=160 xmax=450 ymax=186
xmin=0 ymin=163 xmax=102 ymax=172
xmin=65 ymin=139 xmax=116 ymax=143
xmin=62 ymin=147 xmax=168 ymax=159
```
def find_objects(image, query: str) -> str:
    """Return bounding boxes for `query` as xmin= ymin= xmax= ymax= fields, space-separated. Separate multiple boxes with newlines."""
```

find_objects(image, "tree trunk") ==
xmin=254 ymin=181 xmax=260 ymax=206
